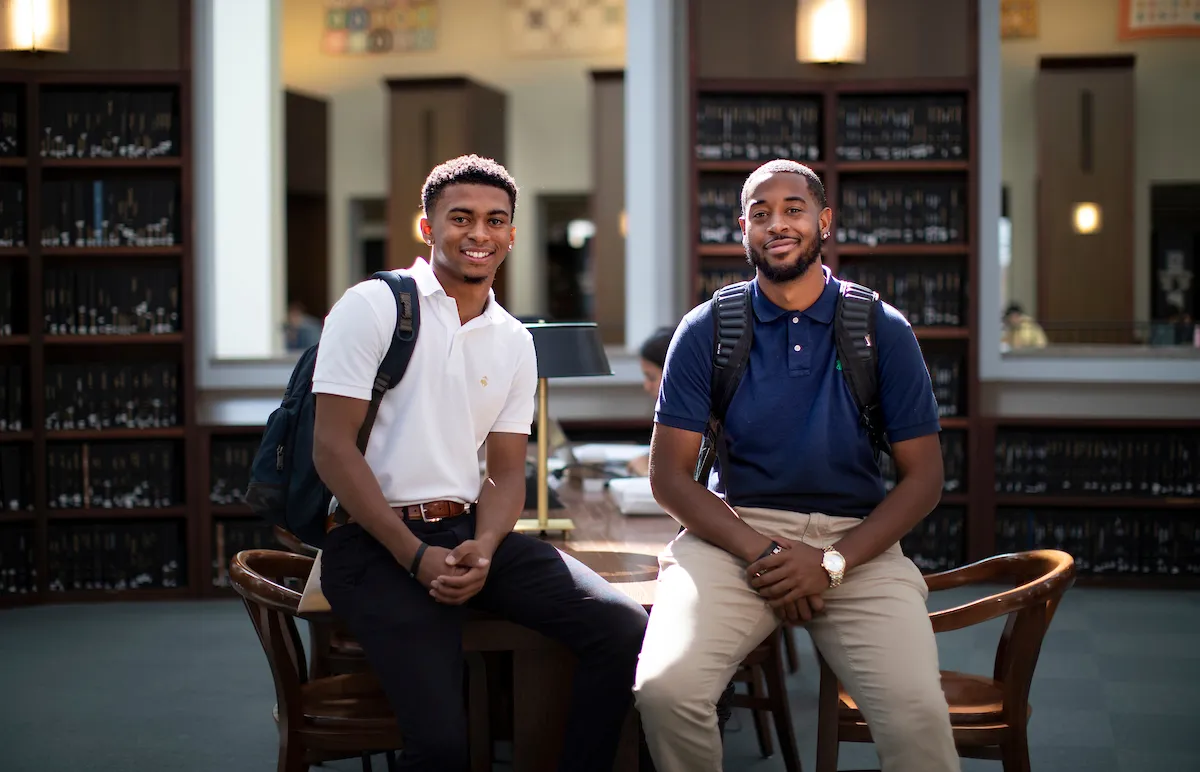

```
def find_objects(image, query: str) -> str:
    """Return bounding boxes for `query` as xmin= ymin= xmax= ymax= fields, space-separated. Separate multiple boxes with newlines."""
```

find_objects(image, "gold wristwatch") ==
xmin=821 ymin=546 xmax=846 ymax=588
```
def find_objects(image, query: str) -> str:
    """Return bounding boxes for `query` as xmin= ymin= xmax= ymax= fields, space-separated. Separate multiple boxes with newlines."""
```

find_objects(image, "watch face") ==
xmin=824 ymin=552 xmax=846 ymax=573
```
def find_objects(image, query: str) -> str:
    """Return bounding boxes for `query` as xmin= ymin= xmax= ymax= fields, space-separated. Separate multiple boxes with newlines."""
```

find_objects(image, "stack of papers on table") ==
xmin=607 ymin=476 xmax=666 ymax=516
xmin=569 ymin=443 xmax=650 ymax=465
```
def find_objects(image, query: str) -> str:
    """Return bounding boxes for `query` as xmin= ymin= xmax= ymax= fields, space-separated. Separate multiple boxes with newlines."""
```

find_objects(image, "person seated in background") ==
xmin=1001 ymin=302 xmax=1048 ymax=350
xmin=284 ymin=300 xmax=323 ymax=351
xmin=627 ymin=325 xmax=676 ymax=477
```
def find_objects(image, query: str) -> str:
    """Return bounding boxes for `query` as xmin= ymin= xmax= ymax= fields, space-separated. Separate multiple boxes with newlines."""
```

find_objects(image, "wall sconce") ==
xmin=618 ymin=209 xmax=627 ymax=239
xmin=796 ymin=0 xmax=866 ymax=65
xmin=1072 ymin=202 xmax=1101 ymax=234
xmin=0 ymin=0 xmax=70 ymax=53
xmin=412 ymin=211 xmax=426 ymax=244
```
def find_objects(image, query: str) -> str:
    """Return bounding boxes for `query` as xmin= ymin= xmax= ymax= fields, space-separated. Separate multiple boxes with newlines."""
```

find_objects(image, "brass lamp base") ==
xmin=512 ymin=517 xmax=576 ymax=536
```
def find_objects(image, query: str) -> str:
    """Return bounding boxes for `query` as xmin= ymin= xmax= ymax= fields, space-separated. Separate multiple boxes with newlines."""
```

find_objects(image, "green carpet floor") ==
xmin=1 ymin=585 xmax=1198 ymax=771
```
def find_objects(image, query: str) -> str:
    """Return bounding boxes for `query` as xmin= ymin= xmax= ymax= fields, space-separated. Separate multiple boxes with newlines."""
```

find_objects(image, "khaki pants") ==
xmin=633 ymin=507 xmax=960 ymax=772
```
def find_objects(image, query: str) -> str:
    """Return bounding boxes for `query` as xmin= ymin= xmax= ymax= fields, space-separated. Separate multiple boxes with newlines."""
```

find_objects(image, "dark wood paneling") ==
xmin=590 ymin=71 xmax=625 ymax=345
xmin=1036 ymin=61 xmax=1135 ymax=335
xmin=1040 ymin=55 xmax=1137 ymax=70
xmin=285 ymin=90 xmax=330 ymax=317
xmin=285 ymin=90 xmax=328 ymax=196
xmin=695 ymin=0 xmax=969 ymax=81
xmin=0 ymin=0 xmax=183 ymax=71
xmin=287 ymin=194 xmax=330 ymax=318
xmin=385 ymin=77 xmax=508 ymax=302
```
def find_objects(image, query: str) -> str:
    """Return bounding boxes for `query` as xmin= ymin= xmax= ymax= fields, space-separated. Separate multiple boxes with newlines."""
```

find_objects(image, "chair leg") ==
xmin=277 ymin=737 xmax=308 ymax=772
xmin=386 ymin=751 xmax=399 ymax=772
xmin=783 ymin=625 xmax=800 ymax=674
xmin=1001 ymin=729 xmax=1031 ymax=772
xmin=814 ymin=653 xmax=841 ymax=772
xmin=360 ymin=752 xmax=372 ymax=772
xmin=748 ymin=665 xmax=775 ymax=758
xmin=465 ymin=651 xmax=492 ymax=772
xmin=763 ymin=630 xmax=803 ymax=772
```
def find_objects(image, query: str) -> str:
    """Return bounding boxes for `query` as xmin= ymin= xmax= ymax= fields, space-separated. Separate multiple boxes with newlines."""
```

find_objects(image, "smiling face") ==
xmin=738 ymin=170 xmax=832 ymax=284
xmin=421 ymin=183 xmax=515 ymax=287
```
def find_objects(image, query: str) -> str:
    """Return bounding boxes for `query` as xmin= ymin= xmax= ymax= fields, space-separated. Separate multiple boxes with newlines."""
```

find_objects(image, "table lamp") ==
xmin=514 ymin=321 xmax=613 ymax=537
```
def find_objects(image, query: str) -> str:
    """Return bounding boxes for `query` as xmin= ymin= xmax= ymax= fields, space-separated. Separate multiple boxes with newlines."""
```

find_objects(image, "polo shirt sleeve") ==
xmin=491 ymin=331 xmax=537 ymax=435
xmin=653 ymin=307 xmax=713 ymax=435
xmin=311 ymin=284 xmax=391 ymax=401
xmin=874 ymin=301 xmax=941 ymax=444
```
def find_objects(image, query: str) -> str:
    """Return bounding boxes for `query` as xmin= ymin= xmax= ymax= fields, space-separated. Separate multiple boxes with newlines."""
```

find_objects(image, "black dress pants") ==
xmin=320 ymin=514 xmax=650 ymax=772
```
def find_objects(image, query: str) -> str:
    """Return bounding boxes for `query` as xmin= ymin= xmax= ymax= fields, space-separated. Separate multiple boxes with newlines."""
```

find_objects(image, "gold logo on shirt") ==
xmin=480 ymin=376 xmax=488 ymax=387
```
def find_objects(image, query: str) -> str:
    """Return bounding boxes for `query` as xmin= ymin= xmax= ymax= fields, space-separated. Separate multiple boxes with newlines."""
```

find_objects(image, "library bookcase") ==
xmin=0 ymin=68 xmax=198 ymax=607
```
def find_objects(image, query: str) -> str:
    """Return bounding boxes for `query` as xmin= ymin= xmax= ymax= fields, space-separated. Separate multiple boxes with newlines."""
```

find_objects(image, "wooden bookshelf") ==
xmin=197 ymin=423 xmax=273 ymax=598
xmin=686 ymin=3 xmax=980 ymax=574
xmin=0 ymin=11 xmax=197 ymax=605
xmin=978 ymin=417 xmax=1200 ymax=584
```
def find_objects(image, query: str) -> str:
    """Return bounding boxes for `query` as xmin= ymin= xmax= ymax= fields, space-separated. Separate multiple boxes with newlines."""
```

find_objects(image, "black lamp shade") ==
xmin=525 ymin=322 xmax=613 ymax=379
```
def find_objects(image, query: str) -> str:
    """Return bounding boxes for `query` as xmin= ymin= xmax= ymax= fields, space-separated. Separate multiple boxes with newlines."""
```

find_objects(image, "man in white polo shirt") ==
xmin=311 ymin=155 xmax=649 ymax=772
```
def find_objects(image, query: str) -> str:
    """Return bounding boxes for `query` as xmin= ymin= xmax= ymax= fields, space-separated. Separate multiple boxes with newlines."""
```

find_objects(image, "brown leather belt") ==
xmin=326 ymin=500 xmax=469 ymax=533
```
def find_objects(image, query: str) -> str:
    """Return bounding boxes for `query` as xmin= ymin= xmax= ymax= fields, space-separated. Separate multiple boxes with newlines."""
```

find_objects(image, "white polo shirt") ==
xmin=311 ymin=257 xmax=537 ymax=507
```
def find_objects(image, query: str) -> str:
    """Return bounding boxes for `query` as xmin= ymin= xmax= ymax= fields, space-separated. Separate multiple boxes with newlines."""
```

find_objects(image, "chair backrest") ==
xmin=229 ymin=549 xmax=316 ymax=734
xmin=273 ymin=525 xmax=319 ymax=558
xmin=925 ymin=549 xmax=1076 ymax=726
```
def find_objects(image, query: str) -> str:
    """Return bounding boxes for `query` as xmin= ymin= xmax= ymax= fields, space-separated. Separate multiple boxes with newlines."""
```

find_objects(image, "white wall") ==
xmin=1001 ymin=0 xmax=1200 ymax=322
xmin=279 ymin=0 xmax=625 ymax=316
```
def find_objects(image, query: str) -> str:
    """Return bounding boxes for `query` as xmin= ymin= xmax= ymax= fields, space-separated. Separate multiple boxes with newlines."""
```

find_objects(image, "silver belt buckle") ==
xmin=419 ymin=503 xmax=444 ymax=523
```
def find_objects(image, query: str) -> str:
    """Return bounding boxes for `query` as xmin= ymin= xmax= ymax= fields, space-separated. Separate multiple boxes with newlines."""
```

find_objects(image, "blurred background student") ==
xmin=627 ymin=326 xmax=676 ymax=476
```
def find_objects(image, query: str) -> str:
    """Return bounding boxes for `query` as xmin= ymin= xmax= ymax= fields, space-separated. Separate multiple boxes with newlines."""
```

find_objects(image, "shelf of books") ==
xmin=0 ymin=72 xmax=197 ymax=606
xmin=200 ymin=426 xmax=274 ymax=598
xmin=689 ymin=77 xmax=978 ymax=573
xmin=981 ymin=418 xmax=1200 ymax=585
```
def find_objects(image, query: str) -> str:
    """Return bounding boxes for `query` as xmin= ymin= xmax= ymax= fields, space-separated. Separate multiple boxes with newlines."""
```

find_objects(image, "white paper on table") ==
xmin=607 ymin=476 xmax=667 ymax=516
xmin=570 ymin=443 xmax=651 ymax=465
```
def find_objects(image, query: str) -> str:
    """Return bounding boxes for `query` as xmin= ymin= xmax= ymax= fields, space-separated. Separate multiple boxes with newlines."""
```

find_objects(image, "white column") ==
xmin=976 ymin=0 xmax=1004 ymax=380
xmin=624 ymin=0 xmax=682 ymax=352
xmin=193 ymin=0 xmax=284 ymax=363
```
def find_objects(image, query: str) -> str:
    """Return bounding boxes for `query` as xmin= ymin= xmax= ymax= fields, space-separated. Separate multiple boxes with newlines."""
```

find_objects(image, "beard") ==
xmin=746 ymin=234 xmax=822 ymax=284
xmin=461 ymin=272 xmax=488 ymax=285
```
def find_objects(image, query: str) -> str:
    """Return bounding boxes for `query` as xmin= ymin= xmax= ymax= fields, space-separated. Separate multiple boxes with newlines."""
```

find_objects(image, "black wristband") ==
xmin=409 ymin=542 xmax=429 ymax=578
xmin=756 ymin=540 xmax=782 ymax=562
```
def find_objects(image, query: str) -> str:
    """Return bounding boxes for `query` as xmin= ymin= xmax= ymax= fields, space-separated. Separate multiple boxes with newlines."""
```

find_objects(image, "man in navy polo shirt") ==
xmin=633 ymin=159 xmax=959 ymax=772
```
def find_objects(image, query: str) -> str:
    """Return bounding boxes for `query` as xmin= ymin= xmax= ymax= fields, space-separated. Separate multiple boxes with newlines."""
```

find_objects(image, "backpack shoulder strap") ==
xmin=355 ymin=271 xmax=421 ymax=453
xmin=694 ymin=281 xmax=753 ymax=483
xmin=835 ymin=279 xmax=890 ymax=458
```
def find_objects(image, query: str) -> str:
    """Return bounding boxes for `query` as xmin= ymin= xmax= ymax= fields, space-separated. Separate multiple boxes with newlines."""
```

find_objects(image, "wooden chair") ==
xmin=730 ymin=627 xmax=803 ymax=771
xmin=814 ymin=549 xmax=1077 ymax=772
xmin=230 ymin=548 xmax=491 ymax=772
xmin=270 ymin=526 xmax=366 ymax=679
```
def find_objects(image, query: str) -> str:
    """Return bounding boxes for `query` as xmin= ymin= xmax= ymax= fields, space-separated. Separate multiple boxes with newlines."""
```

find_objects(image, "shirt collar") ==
xmin=408 ymin=256 xmax=444 ymax=298
xmin=409 ymin=256 xmax=505 ymax=325
xmin=751 ymin=265 xmax=838 ymax=324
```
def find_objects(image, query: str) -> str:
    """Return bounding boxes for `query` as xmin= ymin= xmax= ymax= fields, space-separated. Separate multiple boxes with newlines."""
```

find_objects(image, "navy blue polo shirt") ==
xmin=655 ymin=266 xmax=941 ymax=518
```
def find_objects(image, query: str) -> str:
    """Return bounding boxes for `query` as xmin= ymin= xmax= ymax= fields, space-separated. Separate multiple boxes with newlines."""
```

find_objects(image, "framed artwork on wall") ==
xmin=1001 ymin=0 xmax=1039 ymax=39
xmin=1119 ymin=0 xmax=1200 ymax=39
xmin=506 ymin=0 xmax=625 ymax=57
xmin=322 ymin=0 xmax=439 ymax=55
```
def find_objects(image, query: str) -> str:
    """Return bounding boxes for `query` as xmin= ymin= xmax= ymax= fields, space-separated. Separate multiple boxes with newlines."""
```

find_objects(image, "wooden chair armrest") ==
xmin=926 ymin=550 xmax=1076 ymax=632
xmin=229 ymin=549 xmax=312 ymax=613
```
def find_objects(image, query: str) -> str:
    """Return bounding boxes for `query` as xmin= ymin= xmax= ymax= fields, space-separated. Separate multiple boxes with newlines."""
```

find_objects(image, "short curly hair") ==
xmin=421 ymin=154 xmax=519 ymax=221
xmin=740 ymin=159 xmax=826 ymax=215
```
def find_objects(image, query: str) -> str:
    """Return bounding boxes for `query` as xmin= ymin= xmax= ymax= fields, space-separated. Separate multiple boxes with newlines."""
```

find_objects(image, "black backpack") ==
xmin=693 ymin=279 xmax=889 ymax=485
xmin=243 ymin=271 xmax=421 ymax=548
